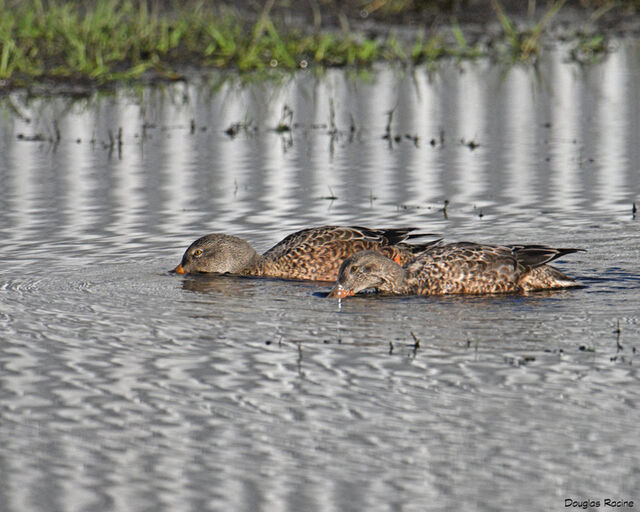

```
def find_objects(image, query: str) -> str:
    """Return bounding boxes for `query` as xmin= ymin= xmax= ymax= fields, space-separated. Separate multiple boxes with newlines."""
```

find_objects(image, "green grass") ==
xmin=491 ymin=0 xmax=567 ymax=62
xmin=0 ymin=0 xmax=487 ymax=83
xmin=0 ymin=0 xmax=383 ymax=81
xmin=0 ymin=0 xmax=623 ymax=85
xmin=569 ymin=33 xmax=610 ymax=64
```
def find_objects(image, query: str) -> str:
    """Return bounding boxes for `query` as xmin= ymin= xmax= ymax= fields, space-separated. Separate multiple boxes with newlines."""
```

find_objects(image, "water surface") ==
xmin=1 ymin=40 xmax=639 ymax=511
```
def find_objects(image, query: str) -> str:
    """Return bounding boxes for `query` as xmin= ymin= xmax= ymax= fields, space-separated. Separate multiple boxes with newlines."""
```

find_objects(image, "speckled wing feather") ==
xmin=403 ymin=243 xmax=523 ymax=295
xmin=259 ymin=226 xmax=425 ymax=281
xmin=402 ymin=243 xmax=582 ymax=295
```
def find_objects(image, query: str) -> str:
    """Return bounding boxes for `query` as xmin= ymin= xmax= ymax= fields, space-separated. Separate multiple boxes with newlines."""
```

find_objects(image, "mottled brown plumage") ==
xmin=174 ymin=226 xmax=438 ymax=281
xmin=328 ymin=242 xmax=583 ymax=298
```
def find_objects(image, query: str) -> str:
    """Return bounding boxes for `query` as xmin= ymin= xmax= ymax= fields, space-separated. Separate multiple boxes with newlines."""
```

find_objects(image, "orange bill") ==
xmin=327 ymin=284 xmax=354 ymax=299
xmin=174 ymin=264 xmax=185 ymax=274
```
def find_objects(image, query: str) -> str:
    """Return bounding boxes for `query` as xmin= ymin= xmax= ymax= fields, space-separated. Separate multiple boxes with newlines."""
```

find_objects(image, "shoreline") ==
xmin=0 ymin=0 xmax=637 ymax=91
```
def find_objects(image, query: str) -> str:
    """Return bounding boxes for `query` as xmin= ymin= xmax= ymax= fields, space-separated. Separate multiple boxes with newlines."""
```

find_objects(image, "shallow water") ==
xmin=1 ymin=39 xmax=640 ymax=511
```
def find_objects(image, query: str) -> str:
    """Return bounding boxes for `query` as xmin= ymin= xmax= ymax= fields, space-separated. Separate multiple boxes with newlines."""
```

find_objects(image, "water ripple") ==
xmin=1 ymin=43 xmax=640 ymax=511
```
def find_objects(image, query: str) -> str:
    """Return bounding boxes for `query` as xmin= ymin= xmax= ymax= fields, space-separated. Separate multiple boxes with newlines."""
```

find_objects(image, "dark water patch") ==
xmin=581 ymin=267 xmax=640 ymax=292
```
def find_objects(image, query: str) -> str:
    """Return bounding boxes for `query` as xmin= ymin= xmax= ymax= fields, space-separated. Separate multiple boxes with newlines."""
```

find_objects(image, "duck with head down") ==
xmin=328 ymin=242 xmax=583 ymax=298
xmin=174 ymin=234 xmax=261 ymax=275
xmin=174 ymin=225 xmax=439 ymax=282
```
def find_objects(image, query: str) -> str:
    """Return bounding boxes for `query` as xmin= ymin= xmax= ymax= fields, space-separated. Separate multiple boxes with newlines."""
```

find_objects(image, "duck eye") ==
xmin=193 ymin=248 xmax=203 ymax=258
xmin=350 ymin=265 xmax=359 ymax=273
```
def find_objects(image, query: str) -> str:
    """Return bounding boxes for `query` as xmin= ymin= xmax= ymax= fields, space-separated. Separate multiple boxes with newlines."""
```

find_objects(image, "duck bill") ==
xmin=328 ymin=284 xmax=354 ymax=299
xmin=174 ymin=264 xmax=185 ymax=274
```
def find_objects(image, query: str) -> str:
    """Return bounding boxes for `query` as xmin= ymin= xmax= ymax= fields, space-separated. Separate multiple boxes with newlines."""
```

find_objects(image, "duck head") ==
xmin=174 ymin=234 xmax=259 ymax=274
xmin=328 ymin=250 xmax=405 ymax=298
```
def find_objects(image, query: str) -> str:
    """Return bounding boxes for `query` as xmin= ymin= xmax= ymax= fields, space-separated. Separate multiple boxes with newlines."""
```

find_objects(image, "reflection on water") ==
xmin=1 ymin=40 xmax=639 ymax=511
xmin=1 ymin=40 xmax=639 ymax=253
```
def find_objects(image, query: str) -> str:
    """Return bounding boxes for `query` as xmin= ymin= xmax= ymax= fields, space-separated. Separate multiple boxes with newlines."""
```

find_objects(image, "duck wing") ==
xmin=405 ymin=243 xmax=523 ymax=294
xmin=261 ymin=226 xmax=432 ymax=281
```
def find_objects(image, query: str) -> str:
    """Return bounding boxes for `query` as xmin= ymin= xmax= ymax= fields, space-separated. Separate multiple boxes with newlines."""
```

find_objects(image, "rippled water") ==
xmin=1 ymin=39 xmax=640 ymax=511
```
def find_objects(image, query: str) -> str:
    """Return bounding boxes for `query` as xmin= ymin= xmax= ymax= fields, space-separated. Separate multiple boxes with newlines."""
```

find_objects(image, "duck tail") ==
xmin=512 ymin=245 xmax=585 ymax=268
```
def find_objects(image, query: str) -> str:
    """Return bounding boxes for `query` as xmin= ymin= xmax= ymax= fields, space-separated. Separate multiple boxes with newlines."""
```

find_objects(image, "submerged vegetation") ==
xmin=0 ymin=0 xmax=634 ymax=85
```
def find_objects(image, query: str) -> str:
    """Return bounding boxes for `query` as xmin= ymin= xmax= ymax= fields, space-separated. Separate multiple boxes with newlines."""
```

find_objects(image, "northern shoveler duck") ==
xmin=328 ymin=242 xmax=583 ymax=298
xmin=173 ymin=226 xmax=439 ymax=282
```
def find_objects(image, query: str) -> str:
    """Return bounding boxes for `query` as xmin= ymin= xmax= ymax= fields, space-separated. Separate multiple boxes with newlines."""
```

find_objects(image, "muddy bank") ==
xmin=225 ymin=0 xmax=640 ymax=36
